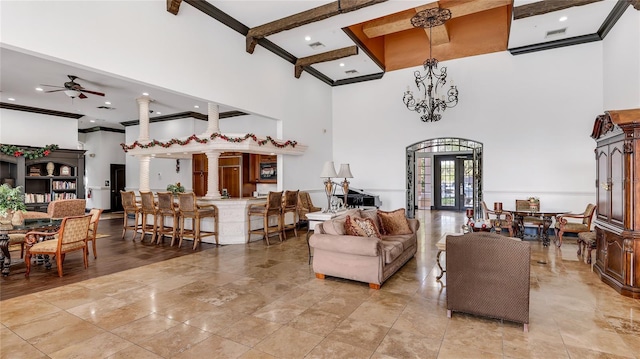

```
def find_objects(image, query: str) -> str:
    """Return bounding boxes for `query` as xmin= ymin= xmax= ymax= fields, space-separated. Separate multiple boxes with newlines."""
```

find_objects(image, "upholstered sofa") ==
xmin=446 ymin=232 xmax=531 ymax=331
xmin=309 ymin=208 xmax=419 ymax=289
xmin=22 ymin=199 xmax=86 ymax=220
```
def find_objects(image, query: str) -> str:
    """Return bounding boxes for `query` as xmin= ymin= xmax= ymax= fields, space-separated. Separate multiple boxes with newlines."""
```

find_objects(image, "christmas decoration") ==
xmin=120 ymin=133 xmax=298 ymax=152
xmin=0 ymin=144 xmax=58 ymax=159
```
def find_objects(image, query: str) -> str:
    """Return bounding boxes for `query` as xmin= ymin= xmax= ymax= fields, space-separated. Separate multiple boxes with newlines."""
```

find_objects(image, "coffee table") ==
xmin=0 ymin=218 xmax=62 ymax=276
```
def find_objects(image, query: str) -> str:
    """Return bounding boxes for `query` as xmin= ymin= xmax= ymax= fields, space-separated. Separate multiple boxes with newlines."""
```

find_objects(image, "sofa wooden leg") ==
xmin=369 ymin=283 xmax=381 ymax=290
xmin=447 ymin=310 xmax=452 ymax=318
xmin=315 ymin=273 xmax=325 ymax=279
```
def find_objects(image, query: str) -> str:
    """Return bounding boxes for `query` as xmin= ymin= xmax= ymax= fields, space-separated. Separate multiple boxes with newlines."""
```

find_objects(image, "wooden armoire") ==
xmin=591 ymin=108 xmax=640 ymax=298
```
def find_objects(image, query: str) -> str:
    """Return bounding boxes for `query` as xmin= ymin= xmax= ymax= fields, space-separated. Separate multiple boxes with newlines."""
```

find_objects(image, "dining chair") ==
xmin=24 ymin=214 xmax=92 ymax=277
xmin=515 ymin=199 xmax=544 ymax=237
xmin=86 ymin=208 xmax=103 ymax=259
xmin=281 ymin=190 xmax=299 ymax=239
xmin=554 ymin=203 xmax=597 ymax=247
xmin=247 ymin=191 xmax=283 ymax=245
xmin=139 ymin=191 xmax=159 ymax=243
xmin=177 ymin=192 xmax=218 ymax=249
xmin=481 ymin=201 xmax=514 ymax=237
xmin=120 ymin=190 xmax=140 ymax=241
xmin=156 ymin=192 xmax=180 ymax=246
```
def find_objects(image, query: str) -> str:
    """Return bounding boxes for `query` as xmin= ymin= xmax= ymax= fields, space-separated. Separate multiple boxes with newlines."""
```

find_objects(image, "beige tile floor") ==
xmin=1 ymin=211 xmax=639 ymax=358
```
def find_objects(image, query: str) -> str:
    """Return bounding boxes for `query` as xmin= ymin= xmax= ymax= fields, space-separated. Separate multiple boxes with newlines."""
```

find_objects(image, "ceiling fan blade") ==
xmin=45 ymin=89 xmax=66 ymax=93
xmin=78 ymin=93 xmax=88 ymax=99
xmin=79 ymin=89 xmax=105 ymax=96
xmin=40 ymin=84 xmax=64 ymax=88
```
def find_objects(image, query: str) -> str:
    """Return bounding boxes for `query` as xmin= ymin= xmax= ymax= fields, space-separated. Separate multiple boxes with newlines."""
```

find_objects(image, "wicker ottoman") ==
xmin=577 ymin=231 xmax=596 ymax=264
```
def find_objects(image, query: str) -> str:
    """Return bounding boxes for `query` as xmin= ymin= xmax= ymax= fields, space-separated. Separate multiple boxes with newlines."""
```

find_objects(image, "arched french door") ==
xmin=406 ymin=138 xmax=483 ymax=219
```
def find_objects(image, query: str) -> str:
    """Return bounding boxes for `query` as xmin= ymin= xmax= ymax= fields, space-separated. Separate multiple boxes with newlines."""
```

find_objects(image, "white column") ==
xmin=137 ymin=96 xmax=151 ymax=143
xmin=201 ymin=102 xmax=220 ymax=136
xmin=139 ymin=155 xmax=151 ymax=192
xmin=204 ymin=151 xmax=221 ymax=199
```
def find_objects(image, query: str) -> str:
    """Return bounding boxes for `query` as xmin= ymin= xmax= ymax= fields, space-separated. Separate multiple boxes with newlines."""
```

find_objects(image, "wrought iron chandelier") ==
xmin=402 ymin=8 xmax=459 ymax=122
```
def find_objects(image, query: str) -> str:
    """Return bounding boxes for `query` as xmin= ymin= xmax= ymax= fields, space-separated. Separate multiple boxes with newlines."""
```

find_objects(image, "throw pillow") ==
xmin=377 ymin=208 xmax=412 ymax=235
xmin=360 ymin=209 xmax=382 ymax=234
xmin=345 ymin=215 xmax=367 ymax=237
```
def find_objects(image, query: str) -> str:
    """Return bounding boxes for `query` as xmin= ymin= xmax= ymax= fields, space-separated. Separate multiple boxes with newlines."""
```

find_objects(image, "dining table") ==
xmin=508 ymin=209 xmax=566 ymax=247
xmin=0 ymin=218 xmax=62 ymax=276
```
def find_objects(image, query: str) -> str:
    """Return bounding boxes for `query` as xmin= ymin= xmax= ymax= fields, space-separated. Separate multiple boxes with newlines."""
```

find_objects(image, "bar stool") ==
xmin=177 ymin=192 xmax=219 ymax=249
xmin=281 ymin=190 xmax=299 ymax=239
xmin=86 ymin=208 xmax=103 ymax=259
xmin=139 ymin=192 xmax=159 ymax=243
xmin=120 ymin=190 xmax=141 ymax=240
xmin=247 ymin=191 xmax=283 ymax=245
xmin=156 ymin=192 xmax=180 ymax=246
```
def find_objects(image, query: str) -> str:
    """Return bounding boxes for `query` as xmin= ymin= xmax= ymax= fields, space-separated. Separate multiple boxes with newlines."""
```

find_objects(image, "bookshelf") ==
xmin=0 ymin=146 xmax=85 ymax=212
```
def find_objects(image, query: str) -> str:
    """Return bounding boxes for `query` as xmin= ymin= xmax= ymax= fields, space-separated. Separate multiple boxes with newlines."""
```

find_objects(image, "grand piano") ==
xmin=345 ymin=187 xmax=382 ymax=209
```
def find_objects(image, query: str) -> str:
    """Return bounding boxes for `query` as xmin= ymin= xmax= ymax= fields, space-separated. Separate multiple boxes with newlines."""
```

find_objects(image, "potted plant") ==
xmin=166 ymin=182 xmax=185 ymax=195
xmin=0 ymin=184 xmax=27 ymax=226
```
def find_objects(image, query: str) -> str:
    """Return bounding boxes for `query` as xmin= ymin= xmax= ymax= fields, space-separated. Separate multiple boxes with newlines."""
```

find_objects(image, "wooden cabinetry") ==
xmin=0 ymin=147 xmax=85 ymax=212
xmin=250 ymin=154 xmax=277 ymax=183
xmin=192 ymin=152 xmax=259 ymax=198
xmin=591 ymin=109 xmax=640 ymax=298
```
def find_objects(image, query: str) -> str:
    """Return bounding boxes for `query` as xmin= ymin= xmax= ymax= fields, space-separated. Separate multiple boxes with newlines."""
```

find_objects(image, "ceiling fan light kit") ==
xmin=402 ymin=7 xmax=460 ymax=123
xmin=41 ymin=74 xmax=105 ymax=100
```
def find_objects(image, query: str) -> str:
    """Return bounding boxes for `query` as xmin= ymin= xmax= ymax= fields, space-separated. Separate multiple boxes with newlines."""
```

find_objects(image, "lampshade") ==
xmin=337 ymin=163 xmax=353 ymax=178
xmin=64 ymin=90 xmax=81 ymax=98
xmin=320 ymin=161 xmax=338 ymax=178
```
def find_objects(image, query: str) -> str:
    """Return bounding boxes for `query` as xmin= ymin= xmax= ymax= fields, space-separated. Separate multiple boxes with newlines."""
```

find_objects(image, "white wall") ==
xmin=603 ymin=6 xmax=640 ymax=110
xmin=0 ymin=109 xmax=79 ymax=149
xmin=82 ymin=130 xmax=126 ymax=210
xmin=332 ymin=43 xmax=604 ymax=213
xmin=1 ymin=0 xmax=333 ymax=197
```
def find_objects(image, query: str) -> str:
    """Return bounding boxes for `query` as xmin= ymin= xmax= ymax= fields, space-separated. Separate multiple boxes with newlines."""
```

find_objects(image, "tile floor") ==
xmin=1 ymin=211 xmax=639 ymax=358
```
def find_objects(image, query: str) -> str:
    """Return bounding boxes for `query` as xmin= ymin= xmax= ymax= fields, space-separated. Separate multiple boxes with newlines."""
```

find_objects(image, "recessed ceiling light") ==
xmin=559 ymin=16 xmax=568 ymax=22
xmin=305 ymin=36 xmax=311 ymax=41
xmin=194 ymin=105 xmax=200 ymax=109
xmin=142 ymin=92 xmax=149 ymax=96
xmin=339 ymin=63 xmax=345 ymax=67
xmin=35 ymin=87 xmax=43 ymax=92
xmin=90 ymin=119 xmax=96 ymax=123
xmin=105 ymin=101 xmax=111 ymax=105
xmin=7 ymin=98 xmax=15 ymax=101
xmin=156 ymin=112 xmax=162 ymax=115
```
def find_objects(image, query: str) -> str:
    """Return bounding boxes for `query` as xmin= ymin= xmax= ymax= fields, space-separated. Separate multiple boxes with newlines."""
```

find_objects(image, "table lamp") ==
xmin=336 ymin=163 xmax=353 ymax=209
xmin=320 ymin=161 xmax=338 ymax=213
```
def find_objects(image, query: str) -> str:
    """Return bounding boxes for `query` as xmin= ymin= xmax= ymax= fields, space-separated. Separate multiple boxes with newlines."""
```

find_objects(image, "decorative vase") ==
xmin=11 ymin=210 xmax=24 ymax=226
xmin=46 ymin=162 xmax=55 ymax=176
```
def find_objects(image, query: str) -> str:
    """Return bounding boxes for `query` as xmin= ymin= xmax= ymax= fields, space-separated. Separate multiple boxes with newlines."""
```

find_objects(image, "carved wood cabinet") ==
xmin=591 ymin=108 xmax=640 ymax=298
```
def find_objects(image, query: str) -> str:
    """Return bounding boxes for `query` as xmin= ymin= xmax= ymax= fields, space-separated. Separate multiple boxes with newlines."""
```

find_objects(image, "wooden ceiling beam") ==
xmin=294 ymin=46 xmax=358 ymax=78
xmin=362 ymin=0 xmax=511 ymax=38
xmin=246 ymin=0 xmax=386 ymax=54
xmin=424 ymin=23 xmax=450 ymax=46
xmin=513 ymin=0 xmax=602 ymax=20
xmin=166 ymin=0 xmax=182 ymax=15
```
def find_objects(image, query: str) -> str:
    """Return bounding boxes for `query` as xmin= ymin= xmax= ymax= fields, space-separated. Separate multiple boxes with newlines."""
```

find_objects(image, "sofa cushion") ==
xmin=382 ymin=234 xmax=415 ymax=251
xmin=377 ymin=209 xmax=412 ymax=235
xmin=380 ymin=240 xmax=403 ymax=264
xmin=322 ymin=218 xmax=347 ymax=235
xmin=345 ymin=215 xmax=381 ymax=238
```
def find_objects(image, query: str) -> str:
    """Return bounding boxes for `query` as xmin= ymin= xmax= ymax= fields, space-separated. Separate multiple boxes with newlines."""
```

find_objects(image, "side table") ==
xmin=435 ymin=231 xmax=465 ymax=280
xmin=305 ymin=211 xmax=344 ymax=264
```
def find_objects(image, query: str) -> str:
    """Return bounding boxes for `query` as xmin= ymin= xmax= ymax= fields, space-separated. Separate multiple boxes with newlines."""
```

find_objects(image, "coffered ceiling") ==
xmin=0 ymin=0 xmax=631 ymax=131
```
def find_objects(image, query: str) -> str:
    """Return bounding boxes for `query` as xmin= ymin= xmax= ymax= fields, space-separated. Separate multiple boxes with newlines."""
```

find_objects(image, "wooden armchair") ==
xmin=24 ymin=214 xmax=92 ymax=277
xmin=515 ymin=199 xmax=544 ymax=237
xmin=554 ymin=203 xmax=596 ymax=247
xmin=297 ymin=191 xmax=321 ymax=221
xmin=481 ymin=201 xmax=514 ymax=236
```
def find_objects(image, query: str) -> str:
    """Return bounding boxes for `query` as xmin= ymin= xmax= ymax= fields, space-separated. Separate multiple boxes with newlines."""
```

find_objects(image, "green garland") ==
xmin=120 ymin=133 xmax=298 ymax=152
xmin=0 ymin=144 xmax=59 ymax=159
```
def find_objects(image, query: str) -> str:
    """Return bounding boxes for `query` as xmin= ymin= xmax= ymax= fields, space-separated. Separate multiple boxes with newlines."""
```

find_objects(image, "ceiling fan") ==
xmin=41 ymin=75 xmax=105 ymax=99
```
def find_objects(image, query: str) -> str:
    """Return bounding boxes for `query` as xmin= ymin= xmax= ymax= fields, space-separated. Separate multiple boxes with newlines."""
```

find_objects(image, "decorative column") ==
xmin=204 ymin=151 xmax=221 ymax=199
xmin=139 ymin=155 xmax=151 ymax=192
xmin=201 ymin=102 xmax=220 ymax=137
xmin=137 ymin=96 xmax=151 ymax=143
